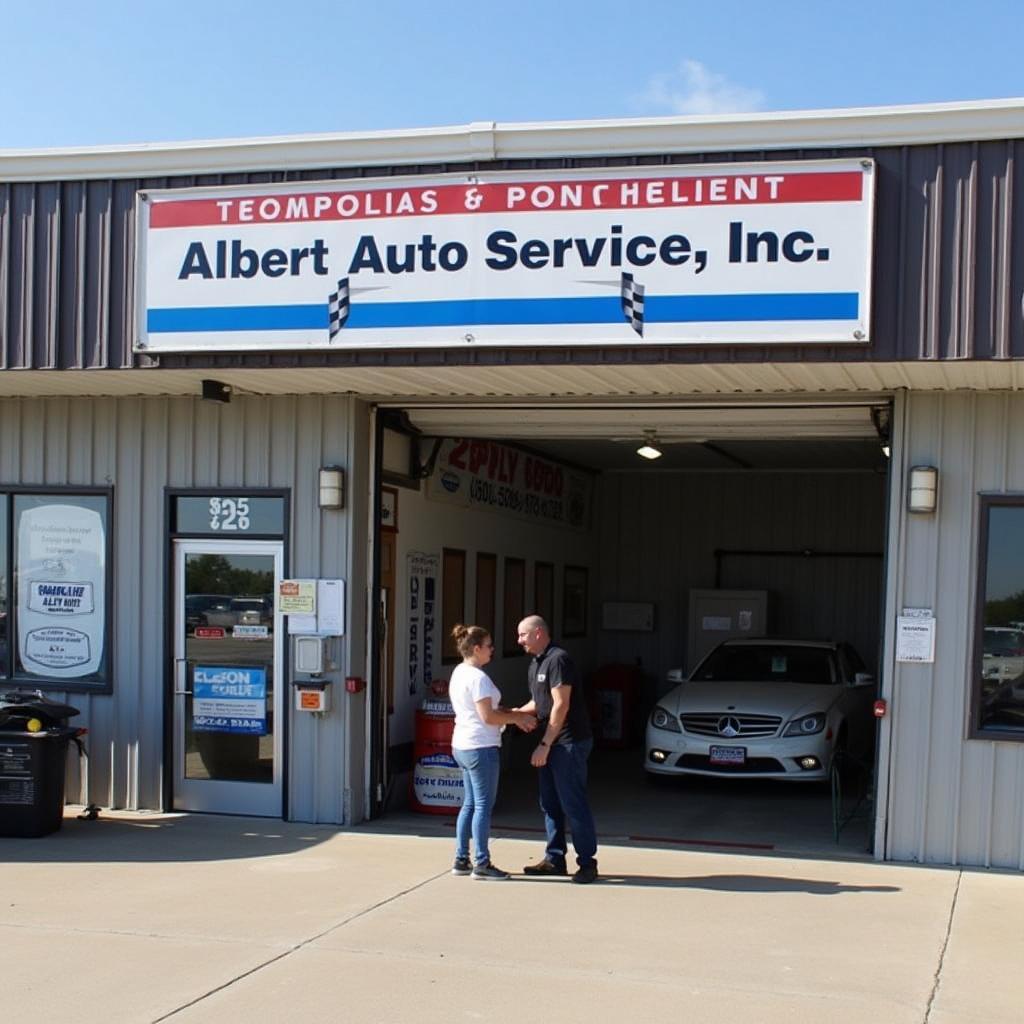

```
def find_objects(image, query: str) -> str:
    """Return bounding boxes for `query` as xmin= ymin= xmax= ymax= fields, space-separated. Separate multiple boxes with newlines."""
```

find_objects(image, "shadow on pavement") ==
xmin=0 ymin=809 xmax=338 ymax=864
xmin=594 ymin=872 xmax=902 ymax=894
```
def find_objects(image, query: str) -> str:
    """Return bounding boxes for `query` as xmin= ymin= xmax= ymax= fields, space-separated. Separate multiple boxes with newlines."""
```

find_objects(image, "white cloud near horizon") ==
xmin=637 ymin=59 xmax=765 ymax=115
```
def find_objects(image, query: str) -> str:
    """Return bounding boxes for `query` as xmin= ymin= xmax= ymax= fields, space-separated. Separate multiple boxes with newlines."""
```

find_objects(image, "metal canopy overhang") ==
xmin=0 ymin=360 xmax=1022 ymax=400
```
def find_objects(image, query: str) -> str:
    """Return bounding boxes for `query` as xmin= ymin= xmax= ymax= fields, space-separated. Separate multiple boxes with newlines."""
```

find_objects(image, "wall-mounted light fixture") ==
xmin=908 ymin=465 xmax=938 ymax=514
xmin=636 ymin=430 xmax=663 ymax=460
xmin=318 ymin=466 xmax=346 ymax=509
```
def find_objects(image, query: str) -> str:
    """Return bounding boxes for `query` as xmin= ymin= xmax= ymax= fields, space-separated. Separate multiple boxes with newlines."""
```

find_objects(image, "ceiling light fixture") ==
xmin=636 ymin=430 xmax=663 ymax=460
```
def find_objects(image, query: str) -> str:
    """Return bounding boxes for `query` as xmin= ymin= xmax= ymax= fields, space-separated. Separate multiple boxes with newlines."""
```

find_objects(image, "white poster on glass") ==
xmin=17 ymin=504 xmax=105 ymax=678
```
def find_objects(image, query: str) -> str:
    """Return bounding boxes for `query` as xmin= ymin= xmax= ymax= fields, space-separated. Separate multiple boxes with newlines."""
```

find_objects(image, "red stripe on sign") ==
xmin=148 ymin=171 xmax=864 ymax=228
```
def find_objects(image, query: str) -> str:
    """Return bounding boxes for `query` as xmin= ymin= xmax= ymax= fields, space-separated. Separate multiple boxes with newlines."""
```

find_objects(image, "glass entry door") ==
xmin=172 ymin=539 xmax=283 ymax=816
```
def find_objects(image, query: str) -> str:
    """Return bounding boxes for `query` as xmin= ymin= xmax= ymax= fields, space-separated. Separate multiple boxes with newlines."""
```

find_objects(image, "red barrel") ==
xmin=410 ymin=705 xmax=463 ymax=814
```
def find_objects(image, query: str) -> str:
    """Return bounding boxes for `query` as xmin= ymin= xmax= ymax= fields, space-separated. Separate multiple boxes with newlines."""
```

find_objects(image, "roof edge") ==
xmin=1 ymin=98 xmax=1022 ymax=183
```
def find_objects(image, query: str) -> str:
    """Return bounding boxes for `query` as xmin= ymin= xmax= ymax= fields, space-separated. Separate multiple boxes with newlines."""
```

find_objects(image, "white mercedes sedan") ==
xmin=645 ymin=639 xmax=876 ymax=782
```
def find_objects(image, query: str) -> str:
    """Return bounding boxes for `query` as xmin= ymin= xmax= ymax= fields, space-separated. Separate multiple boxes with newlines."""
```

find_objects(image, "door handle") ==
xmin=174 ymin=658 xmax=191 ymax=696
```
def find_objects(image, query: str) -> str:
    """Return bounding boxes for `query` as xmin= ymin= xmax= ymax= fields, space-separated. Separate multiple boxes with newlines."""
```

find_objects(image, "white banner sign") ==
xmin=17 ymin=504 xmax=105 ymax=678
xmin=136 ymin=160 xmax=874 ymax=352
xmin=426 ymin=438 xmax=591 ymax=530
xmin=406 ymin=552 xmax=439 ymax=696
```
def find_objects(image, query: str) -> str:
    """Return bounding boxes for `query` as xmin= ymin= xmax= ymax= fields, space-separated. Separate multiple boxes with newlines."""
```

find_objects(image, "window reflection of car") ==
xmin=185 ymin=594 xmax=234 ymax=634
xmin=230 ymin=597 xmax=273 ymax=629
xmin=979 ymin=627 xmax=1024 ymax=731
xmin=645 ymin=639 xmax=876 ymax=782
xmin=980 ymin=675 xmax=1024 ymax=728
xmin=981 ymin=627 xmax=1024 ymax=683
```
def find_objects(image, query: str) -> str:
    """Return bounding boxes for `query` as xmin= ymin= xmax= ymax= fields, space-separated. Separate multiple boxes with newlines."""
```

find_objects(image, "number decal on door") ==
xmin=208 ymin=497 xmax=252 ymax=532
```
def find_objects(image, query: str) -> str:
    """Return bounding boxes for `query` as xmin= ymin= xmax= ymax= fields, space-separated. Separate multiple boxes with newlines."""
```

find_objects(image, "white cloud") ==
xmin=637 ymin=59 xmax=765 ymax=115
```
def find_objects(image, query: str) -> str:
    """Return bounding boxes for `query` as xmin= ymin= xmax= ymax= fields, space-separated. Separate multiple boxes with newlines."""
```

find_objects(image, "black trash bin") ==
xmin=0 ymin=692 xmax=81 ymax=838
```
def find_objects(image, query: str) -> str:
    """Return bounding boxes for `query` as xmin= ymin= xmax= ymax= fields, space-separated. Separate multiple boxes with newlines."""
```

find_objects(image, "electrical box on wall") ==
xmin=294 ymin=635 xmax=334 ymax=675
xmin=294 ymin=681 xmax=331 ymax=713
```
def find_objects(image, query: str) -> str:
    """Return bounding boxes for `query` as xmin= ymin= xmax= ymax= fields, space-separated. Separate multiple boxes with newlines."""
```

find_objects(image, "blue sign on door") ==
xmin=192 ymin=665 xmax=267 ymax=735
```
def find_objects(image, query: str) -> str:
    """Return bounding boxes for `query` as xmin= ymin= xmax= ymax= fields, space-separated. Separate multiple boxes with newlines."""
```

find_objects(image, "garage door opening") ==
xmin=372 ymin=400 xmax=891 ymax=859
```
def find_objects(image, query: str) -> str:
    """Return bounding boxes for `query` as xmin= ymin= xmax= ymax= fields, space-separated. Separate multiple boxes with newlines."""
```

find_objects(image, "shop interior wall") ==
xmin=0 ymin=393 xmax=362 ymax=823
xmin=595 ymin=469 xmax=888 ymax=707
xmin=387 ymin=479 xmax=597 ymax=748
xmin=885 ymin=391 xmax=1024 ymax=870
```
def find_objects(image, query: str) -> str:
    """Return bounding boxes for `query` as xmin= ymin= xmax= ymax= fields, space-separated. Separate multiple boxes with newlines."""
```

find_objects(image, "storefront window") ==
xmin=0 ymin=500 xmax=7 ymax=679
xmin=973 ymin=497 xmax=1024 ymax=736
xmin=0 ymin=491 xmax=112 ymax=692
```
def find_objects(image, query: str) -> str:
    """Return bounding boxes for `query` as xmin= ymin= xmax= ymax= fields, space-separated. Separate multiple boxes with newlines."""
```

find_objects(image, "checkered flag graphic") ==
xmin=620 ymin=272 xmax=645 ymax=336
xmin=327 ymin=278 xmax=350 ymax=339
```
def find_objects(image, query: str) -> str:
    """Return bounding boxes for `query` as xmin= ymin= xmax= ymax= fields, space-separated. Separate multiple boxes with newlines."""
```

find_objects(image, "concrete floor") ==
xmin=392 ymin=737 xmax=874 ymax=861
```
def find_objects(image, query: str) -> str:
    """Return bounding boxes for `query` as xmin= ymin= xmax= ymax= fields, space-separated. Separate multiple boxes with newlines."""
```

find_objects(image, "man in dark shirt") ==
xmin=515 ymin=614 xmax=598 ymax=883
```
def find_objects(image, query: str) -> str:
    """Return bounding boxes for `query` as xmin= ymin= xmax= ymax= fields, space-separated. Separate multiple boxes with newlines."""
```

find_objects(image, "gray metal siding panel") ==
xmin=595 ymin=470 xmax=887 ymax=680
xmin=885 ymin=391 xmax=1024 ymax=869
xmin=1 ymin=141 xmax=1023 ymax=373
xmin=0 ymin=393 xmax=360 ymax=822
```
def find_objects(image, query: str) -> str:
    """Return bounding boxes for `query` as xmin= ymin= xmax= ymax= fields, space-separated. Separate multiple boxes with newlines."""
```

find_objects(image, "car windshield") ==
xmin=693 ymin=645 xmax=837 ymax=685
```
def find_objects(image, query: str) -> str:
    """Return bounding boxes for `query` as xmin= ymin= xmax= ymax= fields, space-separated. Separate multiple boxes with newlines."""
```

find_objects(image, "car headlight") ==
xmin=783 ymin=713 xmax=826 ymax=737
xmin=650 ymin=706 xmax=681 ymax=733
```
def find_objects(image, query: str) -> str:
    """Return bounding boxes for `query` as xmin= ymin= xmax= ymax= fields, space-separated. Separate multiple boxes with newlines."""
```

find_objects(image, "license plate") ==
xmin=709 ymin=745 xmax=746 ymax=765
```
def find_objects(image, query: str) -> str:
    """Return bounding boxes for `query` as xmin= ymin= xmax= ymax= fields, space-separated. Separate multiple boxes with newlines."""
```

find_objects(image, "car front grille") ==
xmin=677 ymin=754 xmax=786 ymax=773
xmin=679 ymin=713 xmax=783 ymax=738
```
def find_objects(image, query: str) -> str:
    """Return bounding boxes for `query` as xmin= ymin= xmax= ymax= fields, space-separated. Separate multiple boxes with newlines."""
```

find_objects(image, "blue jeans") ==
xmin=453 ymin=745 xmax=501 ymax=867
xmin=537 ymin=737 xmax=598 ymax=868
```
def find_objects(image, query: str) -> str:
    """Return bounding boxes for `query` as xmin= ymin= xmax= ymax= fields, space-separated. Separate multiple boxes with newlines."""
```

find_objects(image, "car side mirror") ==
xmin=853 ymin=672 xmax=875 ymax=687
xmin=667 ymin=668 xmax=685 ymax=683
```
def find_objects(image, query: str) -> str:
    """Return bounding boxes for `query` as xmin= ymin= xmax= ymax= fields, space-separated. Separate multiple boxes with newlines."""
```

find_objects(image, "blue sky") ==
xmin=3 ymin=1 xmax=1022 ymax=149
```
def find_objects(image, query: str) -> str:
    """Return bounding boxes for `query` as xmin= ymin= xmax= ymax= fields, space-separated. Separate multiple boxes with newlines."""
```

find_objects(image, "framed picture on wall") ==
xmin=563 ymin=565 xmax=588 ymax=638
xmin=534 ymin=561 xmax=555 ymax=634
xmin=441 ymin=548 xmax=466 ymax=663
xmin=503 ymin=557 xmax=526 ymax=656
xmin=380 ymin=486 xmax=398 ymax=532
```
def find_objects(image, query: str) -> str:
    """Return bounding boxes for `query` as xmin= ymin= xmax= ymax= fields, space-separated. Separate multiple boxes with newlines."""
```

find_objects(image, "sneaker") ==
xmin=452 ymin=856 xmax=472 ymax=876
xmin=523 ymin=857 xmax=568 ymax=876
xmin=471 ymin=861 xmax=511 ymax=881
xmin=572 ymin=863 xmax=599 ymax=885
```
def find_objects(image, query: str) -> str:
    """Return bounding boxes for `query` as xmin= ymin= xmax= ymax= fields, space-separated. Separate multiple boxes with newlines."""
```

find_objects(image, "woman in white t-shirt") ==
xmin=449 ymin=623 xmax=537 ymax=880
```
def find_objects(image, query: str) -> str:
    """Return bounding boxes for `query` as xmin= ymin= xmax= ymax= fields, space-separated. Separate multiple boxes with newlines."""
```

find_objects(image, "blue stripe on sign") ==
xmin=147 ymin=293 xmax=859 ymax=333
xmin=148 ymin=304 xmax=328 ymax=332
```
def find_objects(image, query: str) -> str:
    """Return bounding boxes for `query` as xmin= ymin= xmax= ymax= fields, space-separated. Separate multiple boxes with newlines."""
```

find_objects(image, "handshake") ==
xmin=507 ymin=709 xmax=538 ymax=733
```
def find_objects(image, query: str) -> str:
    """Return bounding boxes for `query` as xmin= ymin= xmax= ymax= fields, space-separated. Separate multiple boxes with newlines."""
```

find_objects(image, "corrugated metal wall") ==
xmin=1 ymin=139 xmax=1022 ymax=372
xmin=596 ymin=470 xmax=888 ymax=680
xmin=884 ymin=391 xmax=1024 ymax=869
xmin=0 ymin=393 xmax=367 ymax=823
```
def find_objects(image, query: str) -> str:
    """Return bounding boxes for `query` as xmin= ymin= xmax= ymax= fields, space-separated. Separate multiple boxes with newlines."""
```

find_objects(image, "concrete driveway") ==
xmin=1 ymin=808 xmax=1020 ymax=1024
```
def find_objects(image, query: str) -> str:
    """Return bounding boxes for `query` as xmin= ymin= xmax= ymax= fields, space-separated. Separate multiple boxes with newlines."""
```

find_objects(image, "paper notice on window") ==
xmin=896 ymin=613 xmax=936 ymax=663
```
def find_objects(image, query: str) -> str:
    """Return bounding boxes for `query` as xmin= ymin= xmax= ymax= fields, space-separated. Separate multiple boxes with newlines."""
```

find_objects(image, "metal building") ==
xmin=1 ymin=99 xmax=1023 ymax=868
